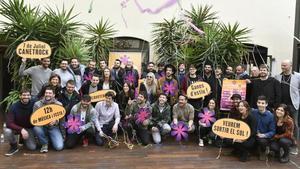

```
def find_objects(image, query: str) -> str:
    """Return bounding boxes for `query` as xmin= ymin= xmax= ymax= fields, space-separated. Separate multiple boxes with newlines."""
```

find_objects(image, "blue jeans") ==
xmin=4 ymin=128 xmax=36 ymax=150
xmin=33 ymin=126 xmax=64 ymax=151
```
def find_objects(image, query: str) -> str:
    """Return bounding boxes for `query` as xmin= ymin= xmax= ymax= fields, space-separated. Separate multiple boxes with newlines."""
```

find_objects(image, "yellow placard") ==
xmin=89 ymin=90 xmax=116 ymax=103
xmin=186 ymin=81 xmax=211 ymax=99
xmin=30 ymin=104 xmax=66 ymax=126
xmin=212 ymin=118 xmax=251 ymax=140
xmin=16 ymin=40 xmax=51 ymax=59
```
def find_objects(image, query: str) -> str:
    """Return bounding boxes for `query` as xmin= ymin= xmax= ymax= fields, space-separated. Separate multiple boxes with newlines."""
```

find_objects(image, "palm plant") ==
xmin=86 ymin=18 xmax=116 ymax=63
xmin=42 ymin=5 xmax=82 ymax=68
xmin=152 ymin=18 xmax=186 ymax=65
xmin=152 ymin=4 xmax=251 ymax=69
xmin=0 ymin=0 xmax=44 ymax=82
xmin=56 ymin=38 xmax=91 ymax=66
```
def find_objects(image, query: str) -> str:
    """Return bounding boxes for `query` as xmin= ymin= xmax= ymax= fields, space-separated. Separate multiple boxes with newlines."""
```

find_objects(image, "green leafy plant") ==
xmin=0 ymin=90 xmax=19 ymax=112
xmin=86 ymin=18 xmax=116 ymax=63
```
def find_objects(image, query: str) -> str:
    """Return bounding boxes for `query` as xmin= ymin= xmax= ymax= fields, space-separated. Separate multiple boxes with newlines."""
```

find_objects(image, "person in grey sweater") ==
xmin=53 ymin=59 xmax=74 ymax=88
xmin=19 ymin=58 xmax=52 ymax=97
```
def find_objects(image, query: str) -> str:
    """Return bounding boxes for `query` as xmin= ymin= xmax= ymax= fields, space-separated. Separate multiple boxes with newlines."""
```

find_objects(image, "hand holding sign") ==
xmin=30 ymin=104 xmax=66 ymax=126
xmin=16 ymin=41 xmax=51 ymax=59
xmin=212 ymin=118 xmax=251 ymax=140
xmin=186 ymin=81 xmax=211 ymax=99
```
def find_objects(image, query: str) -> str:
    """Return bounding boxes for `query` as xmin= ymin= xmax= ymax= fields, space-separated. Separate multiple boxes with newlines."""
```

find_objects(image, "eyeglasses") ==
xmin=146 ymin=76 xmax=153 ymax=78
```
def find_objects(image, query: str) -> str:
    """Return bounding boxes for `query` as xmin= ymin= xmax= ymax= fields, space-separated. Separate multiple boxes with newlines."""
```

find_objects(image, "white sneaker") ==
xmin=290 ymin=147 xmax=298 ymax=155
xmin=199 ymin=139 xmax=204 ymax=147
xmin=208 ymin=139 xmax=212 ymax=145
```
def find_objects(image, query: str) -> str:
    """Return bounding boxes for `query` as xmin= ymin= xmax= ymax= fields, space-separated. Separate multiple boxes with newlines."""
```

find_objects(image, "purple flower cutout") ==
xmin=135 ymin=108 xmax=150 ymax=124
xmin=162 ymin=80 xmax=177 ymax=96
xmin=171 ymin=121 xmax=188 ymax=141
xmin=120 ymin=55 xmax=130 ymax=65
xmin=198 ymin=108 xmax=216 ymax=127
xmin=64 ymin=114 xmax=84 ymax=134
xmin=125 ymin=72 xmax=135 ymax=84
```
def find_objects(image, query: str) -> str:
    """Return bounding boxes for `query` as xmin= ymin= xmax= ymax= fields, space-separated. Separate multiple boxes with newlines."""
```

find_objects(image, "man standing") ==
xmin=111 ymin=59 xmax=125 ymax=93
xmin=68 ymin=58 xmax=86 ymax=91
xmin=94 ymin=92 xmax=121 ymax=146
xmin=141 ymin=62 xmax=157 ymax=79
xmin=53 ymin=60 xmax=74 ymax=88
xmin=156 ymin=62 xmax=165 ymax=80
xmin=33 ymin=87 xmax=64 ymax=153
xmin=177 ymin=63 xmax=186 ymax=90
xmin=83 ymin=60 xmax=100 ymax=82
xmin=235 ymin=64 xmax=250 ymax=80
xmin=4 ymin=88 xmax=37 ymax=156
xmin=252 ymin=96 xmax=276 ymax=160
xmin=250 ymin=64 xmax=281 ymax=110
xmin=65 ymin=95 xmax=99 ymax=148
xmin=275 ymin=59 xmax=300 ymax=154
xmin=202 ymin=63 xmax=219 ymax=106
xmin=58 ymin=80 xmax=81 ymax=117
xmin=172 ymin=95 xmax=195 ymax=133
xmin=123 ymin=59 xmax=139 ymax=88
xmin=181 ymin=64 xmax=203 ymax=121
xmin=19 ymin=58 xmax=52 ymax=97
xmin=157 ymin=64 xmax=179 ymax=106
xmin=151 ymin=93 xmax=171 ymax=144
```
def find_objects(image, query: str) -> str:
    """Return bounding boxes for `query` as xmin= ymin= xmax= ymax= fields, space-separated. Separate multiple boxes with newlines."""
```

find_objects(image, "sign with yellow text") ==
xmin=31 ymin=104 xmax=66 ymax=126
xmin=16 ymin=41 xmax=51 ymax=59
xmin=108 ymin=52 xmax=142 ymax=77
xmin=90 ymin=90 xmax=117 ymax=103
xmin=212 ymin=118 xmax=251 ymax=140
xmin=187 ymin=81 xmax=211 ymax=99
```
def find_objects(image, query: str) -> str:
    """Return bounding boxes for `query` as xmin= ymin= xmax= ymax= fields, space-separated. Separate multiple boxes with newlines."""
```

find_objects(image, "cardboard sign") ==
xmin=89 ymin=90 xmax=116 ymax=103
xmin=16 ymin=41 xmax=51 ymax=59
xmin=186 ymin=81 xmax=211 ymax=99
xmin=212 ymin=118 xmax=251 ymax=140
xmin=220 ymin=80 xmax=246 ymax=111
xmin=31 ymin=104 xmax=66 ymax=126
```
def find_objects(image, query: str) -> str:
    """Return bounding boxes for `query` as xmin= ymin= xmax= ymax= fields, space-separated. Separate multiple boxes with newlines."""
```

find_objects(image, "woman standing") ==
xmin=270 ymin=104 xmax=295 ymax=163
xmin=99 ymin=68 xmax=117 ymax=92
xmin=139 ymin=72 xmax=157 ymax=104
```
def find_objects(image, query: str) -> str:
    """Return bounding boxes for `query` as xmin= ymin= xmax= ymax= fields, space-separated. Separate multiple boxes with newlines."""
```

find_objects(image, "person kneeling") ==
xmin=94 ymin=92 xmax=120 ymax=146
xmin=33 ymin=87 xmax=64 ymax=153
xmin=151 ymin=93 xmax=171 ymax=144
xmin=65 ymin=95 xmax=99 ymax=148
xmin=270 ymin=104 xmax=295 ymax=163
xmin=4 ymin=88 xmax=37 ymax=156
xmin=172 ymin=95 xmax=195 ymax=134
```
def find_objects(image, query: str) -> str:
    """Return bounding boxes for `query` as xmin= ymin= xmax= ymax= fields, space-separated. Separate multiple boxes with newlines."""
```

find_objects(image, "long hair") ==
xmin=143 ymin=72 xmax=157 ymax=95
xmin=275 ymin=104 xmax=290 ymax=121
xmin=238 ymin=100 xmax=251 ymax=118
xmin=48 ymin=74 xmax=61 ymax=86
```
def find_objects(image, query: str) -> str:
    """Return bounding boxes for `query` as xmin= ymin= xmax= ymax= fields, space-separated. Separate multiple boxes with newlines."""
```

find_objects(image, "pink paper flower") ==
xmin=64 ymin=114 xmax=84 ymax=134
xmin=120 ymin=55 xmax=130 ymax=65
xmin=198 ymin=108 xmax=216 ymax=127
xmin=171 ymin=121 xmax=188 ymax=141
xmin=125 ymin=72 xmax=135 ymax=84
xmin=162 ymin=80 xmax=177 ymax=96
xmin=135 ymin=108 xmax=151 ymax=124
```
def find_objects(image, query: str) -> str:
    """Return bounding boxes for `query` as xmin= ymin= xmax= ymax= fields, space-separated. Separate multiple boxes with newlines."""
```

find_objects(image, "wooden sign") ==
xmin=31 ymin=104 xmax=66 ymax=126
xmin=186 ymin=81 xmax=211 ymax=99
xmin=212 ymin=118 xmax=251 ymax=140
xmin=16 ymin=41 xmax=51 ymax=59
xmin=89 ymin=90 xmax=116 ymax=103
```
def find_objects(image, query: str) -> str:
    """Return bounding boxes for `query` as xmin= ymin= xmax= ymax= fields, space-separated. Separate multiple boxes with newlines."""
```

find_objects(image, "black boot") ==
xmin=240 ymin=151 xmax=249 ymax=162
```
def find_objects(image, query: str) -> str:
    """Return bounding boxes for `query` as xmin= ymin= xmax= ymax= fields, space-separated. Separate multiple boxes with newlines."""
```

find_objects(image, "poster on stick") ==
xmin=186 ymin=81 xmax=211 ymax=99
xmin=30 ymin=104 xmax=66 ymax=126
xmin=220 ymin=80 xmax=246 ymax=111
xmin=89 ymin=90 xmax=117 ymax=103
xmin=16 ymin=41 xmax=51 ymax=59
xmin=212 ymin=118 xmax=251 ymax=140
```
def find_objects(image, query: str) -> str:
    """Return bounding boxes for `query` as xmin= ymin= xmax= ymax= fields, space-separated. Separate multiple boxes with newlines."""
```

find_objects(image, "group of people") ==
xmin=3 ymin=57 xmax=300 ymax=163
